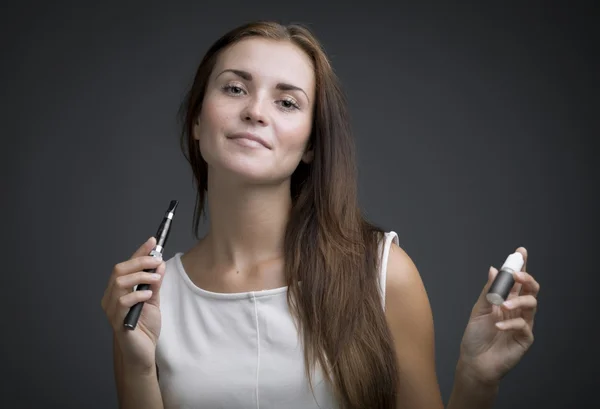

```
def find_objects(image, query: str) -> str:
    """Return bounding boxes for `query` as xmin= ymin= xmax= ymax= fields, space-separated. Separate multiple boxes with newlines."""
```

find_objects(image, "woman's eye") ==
xmin=223 ymin=84 xmax=245 ymax=95
xmin=280 ymin=99 xmax=300 ymax=110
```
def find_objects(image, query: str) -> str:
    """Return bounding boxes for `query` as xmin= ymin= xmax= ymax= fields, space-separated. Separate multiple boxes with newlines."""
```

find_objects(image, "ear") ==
xmin=193 ymin=118 xmax=201 ymax=140
xmin=301 ymin=147 xmax=314 ymax=164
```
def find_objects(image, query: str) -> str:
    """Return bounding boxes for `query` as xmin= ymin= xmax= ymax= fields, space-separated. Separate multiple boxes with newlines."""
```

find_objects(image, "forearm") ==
xmin=446 ymin=359 xmax=499 ymax=409
xmin=120 ymin=367 xmax=164 ymax=409
xmin=113 ymin=334 xmax=163 ymax=409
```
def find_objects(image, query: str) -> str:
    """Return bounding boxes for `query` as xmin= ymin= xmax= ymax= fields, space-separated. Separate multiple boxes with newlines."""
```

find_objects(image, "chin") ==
xmin=203 ymin=147 xmax=297 ymax=185
xmin=214 ymin=158 xmax=281 ymax=184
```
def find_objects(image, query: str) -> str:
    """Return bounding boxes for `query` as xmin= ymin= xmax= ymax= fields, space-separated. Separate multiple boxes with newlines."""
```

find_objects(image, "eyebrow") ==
xmin=216 ymin=68 xmax=310 ymax=103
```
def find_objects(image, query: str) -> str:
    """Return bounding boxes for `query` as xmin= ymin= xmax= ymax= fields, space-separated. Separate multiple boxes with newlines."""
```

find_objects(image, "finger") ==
xmin=495 ymin=248 xmax=527 ymax=301
xmin=502 ymin=295 xmax=537 ymax=330
xmin=114 ymin=271 xmax=162 ymax=291
xmin=506 ymin=279 xmax=522 ymax=300
xmin=104 ymin=257 xmax=162 ymax=319
xmin=145 ymin=261 xmax=166 ymax=308
xmin=477 ymin=266 xmax=497 ymax=301
xmin=131 ymin=236 xmax=157 ymax=259
xmin=505 ymin=255 xmax=528 ymax=299
xmin=501 ymin=294 xmax=537 ymax=313
xmin=495 ymin=317 xmax=534 ymax=346
xmin=114 ymin=289 xmax=154 ymax=324
xmin=111 ymin=259 xmax=163 ymax=303
xmin=514 ymin=270 xmax=540 ymax=298
xmin=472 ymin=267 xmax=499 ymax=315
xmin=113 ymin=255 xmax=163 ymax=279
xmin=487 ymin=265 xmax=497 ymax=282
xmin=103 ymin=238 xmax=156 ymax=309
xmin=511 ymin=271 xmax=540 ymax=327
xmin=515 ymin=247 xmax=527 ymax=272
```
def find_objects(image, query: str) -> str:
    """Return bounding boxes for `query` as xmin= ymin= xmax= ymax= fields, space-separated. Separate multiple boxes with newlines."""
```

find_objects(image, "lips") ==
xmin=227 ymin=132 xmax=272 ymax=149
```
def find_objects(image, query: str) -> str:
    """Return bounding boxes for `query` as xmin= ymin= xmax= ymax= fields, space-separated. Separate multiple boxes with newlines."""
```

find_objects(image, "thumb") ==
xmin=146 ymin=261 xmax=166 ymax=308
xmin=472 ymin=266 xmax=499 ymax=315
xmin=484 ymin=266 xmax=499 ymax=293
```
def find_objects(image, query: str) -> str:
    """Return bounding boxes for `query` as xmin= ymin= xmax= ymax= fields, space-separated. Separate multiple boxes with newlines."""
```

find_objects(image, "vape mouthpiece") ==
xmin=168 ymin=200 xmax=178 ymax=213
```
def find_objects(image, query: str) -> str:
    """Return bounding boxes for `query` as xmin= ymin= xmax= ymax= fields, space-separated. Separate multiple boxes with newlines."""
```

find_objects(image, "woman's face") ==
xmin=194 ymin=37 xmax=315 ymax=185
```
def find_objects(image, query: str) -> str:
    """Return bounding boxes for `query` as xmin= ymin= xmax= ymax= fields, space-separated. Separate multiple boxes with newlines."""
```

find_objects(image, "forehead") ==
xmin=213 ymin=38 xmax=315 ymax=92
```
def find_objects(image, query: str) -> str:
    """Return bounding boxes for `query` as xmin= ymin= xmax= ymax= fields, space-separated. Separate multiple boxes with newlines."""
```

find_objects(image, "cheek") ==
xmin=277 ymin=118 xmax=312 ymax=153
xmin=196 ymin=100 xmax=236 ymax=155
xmin=198 ymin=100 xmax=230 ymax=137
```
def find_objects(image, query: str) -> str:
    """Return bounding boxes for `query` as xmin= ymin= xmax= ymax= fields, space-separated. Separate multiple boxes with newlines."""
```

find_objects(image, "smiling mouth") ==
xmin=227 ymin=133 xmax=271 ymax=149
xmin=228 ymin=136 xmax=269 ymax=149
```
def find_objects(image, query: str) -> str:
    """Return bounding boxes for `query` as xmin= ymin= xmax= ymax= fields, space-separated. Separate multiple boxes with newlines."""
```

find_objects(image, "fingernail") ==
xmin=503 ymin=300 xmax=514 ymax=308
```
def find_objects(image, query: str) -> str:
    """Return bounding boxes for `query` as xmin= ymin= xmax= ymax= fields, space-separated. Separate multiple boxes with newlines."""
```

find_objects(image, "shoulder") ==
xmin=383 ymin=240 xmax=431 ymax=334
xmin=383 ymin=241 xmax=428 ymax=309
xmin=383 ymin=241 xmax=444 ymax=407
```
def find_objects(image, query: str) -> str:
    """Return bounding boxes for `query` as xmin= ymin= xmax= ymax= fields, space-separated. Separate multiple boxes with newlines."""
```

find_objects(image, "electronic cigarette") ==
xmin=124 ymin=200 xmax=178 ymax=330
xmin=486 ymin=251 xmax=524 ymax=305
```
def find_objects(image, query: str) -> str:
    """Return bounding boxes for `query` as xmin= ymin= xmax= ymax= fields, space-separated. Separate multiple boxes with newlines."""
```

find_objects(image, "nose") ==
xmin=241 ymin=96 xmax=268 ymax=126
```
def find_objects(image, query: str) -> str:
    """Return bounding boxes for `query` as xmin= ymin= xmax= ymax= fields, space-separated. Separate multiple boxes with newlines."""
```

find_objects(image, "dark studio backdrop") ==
xmin=1 ymin=1 xmax=596 ymax=408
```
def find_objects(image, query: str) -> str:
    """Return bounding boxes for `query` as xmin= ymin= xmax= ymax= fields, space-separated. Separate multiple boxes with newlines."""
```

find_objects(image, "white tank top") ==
xmin=156 ymin=231 xmax=399 ymax=409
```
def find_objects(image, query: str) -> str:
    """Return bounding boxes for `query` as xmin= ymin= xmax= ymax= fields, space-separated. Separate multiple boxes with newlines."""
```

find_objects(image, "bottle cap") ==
xmin=501 ymin=252 xmax=524 ymax=273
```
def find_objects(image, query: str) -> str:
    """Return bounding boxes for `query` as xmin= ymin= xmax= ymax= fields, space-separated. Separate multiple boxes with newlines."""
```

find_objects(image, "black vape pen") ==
xmin=124 ymin=200 xmax=178 ymax=330
xmin=486 ymin=251 xmax=524 ymax=305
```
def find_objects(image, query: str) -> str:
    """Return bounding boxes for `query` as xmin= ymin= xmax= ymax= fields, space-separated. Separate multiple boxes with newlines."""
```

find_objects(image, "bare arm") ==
xmin=384 ymin=243 xmax=444 ymax=409
xmin=113 ymin=333 xmax=164 ymax=409
xmin=384 ymin=243 xmax=499 ymax=409
xmin=447 ymin=360 xmax=499 ymax=409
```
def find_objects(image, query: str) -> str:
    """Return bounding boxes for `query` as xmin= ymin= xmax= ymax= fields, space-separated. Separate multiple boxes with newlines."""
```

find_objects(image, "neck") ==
xmin=202 ymin=170 xmax=291 ymax=272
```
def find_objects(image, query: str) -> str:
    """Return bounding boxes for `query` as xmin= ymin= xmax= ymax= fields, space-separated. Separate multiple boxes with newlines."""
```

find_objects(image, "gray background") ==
xmin=1 ymin=1 xmax=597 ymax=408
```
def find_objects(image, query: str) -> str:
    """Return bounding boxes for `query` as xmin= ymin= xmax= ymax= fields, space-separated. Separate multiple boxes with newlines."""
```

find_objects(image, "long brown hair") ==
xmin=178 ymin=21 xmax=399 ymax=408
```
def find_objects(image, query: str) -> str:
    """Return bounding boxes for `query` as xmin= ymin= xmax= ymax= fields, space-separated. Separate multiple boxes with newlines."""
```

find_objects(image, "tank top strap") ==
xmin=378 ymin=231 xmax=399 ymax=310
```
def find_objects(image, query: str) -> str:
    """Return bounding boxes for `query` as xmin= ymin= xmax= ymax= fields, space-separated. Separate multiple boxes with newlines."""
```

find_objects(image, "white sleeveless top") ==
xmin=156 ymin=231 xmax=399 ymax=409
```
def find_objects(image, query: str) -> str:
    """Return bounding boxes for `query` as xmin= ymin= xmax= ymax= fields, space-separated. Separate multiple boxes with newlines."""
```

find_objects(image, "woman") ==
xmin=101 ymin=21 xmax=540 ymax=409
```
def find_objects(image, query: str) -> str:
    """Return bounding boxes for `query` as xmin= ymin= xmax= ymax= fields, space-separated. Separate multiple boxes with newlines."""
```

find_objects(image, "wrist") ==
xmin=456 ymin=356 xmax=500 ymax=390
xmin=115 ymin=344 xmax=156 ymax=378
xmin=122 ymin=360 xmax=157 ymax=378
xmin=448 ymin=359 xmax=500 ymax=409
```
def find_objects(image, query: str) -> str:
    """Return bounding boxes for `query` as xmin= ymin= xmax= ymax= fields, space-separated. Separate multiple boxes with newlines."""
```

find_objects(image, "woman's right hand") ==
xmin=101 ymin=236 xmax=166 ymax=372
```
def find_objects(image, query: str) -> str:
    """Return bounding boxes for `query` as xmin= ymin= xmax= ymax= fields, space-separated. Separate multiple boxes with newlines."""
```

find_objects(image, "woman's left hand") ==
xmin=458 ymin=247 xmax=540 ymax=385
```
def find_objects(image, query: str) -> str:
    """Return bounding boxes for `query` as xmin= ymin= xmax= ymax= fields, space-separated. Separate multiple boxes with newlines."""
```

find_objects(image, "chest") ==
xmin=156 ymin=291 xmax=338 ymax=409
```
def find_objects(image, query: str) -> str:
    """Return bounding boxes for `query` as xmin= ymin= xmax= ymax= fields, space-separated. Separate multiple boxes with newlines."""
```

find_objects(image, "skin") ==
xmin=102 ymin=35 xmax=539 ymax=409
xmin=181 ymin=37 xmax=315 ymax=292
xmin=384 ymin=245 xmax=539 ymax=408
xmin=177 ymin=37 xmax=540 ymax=408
